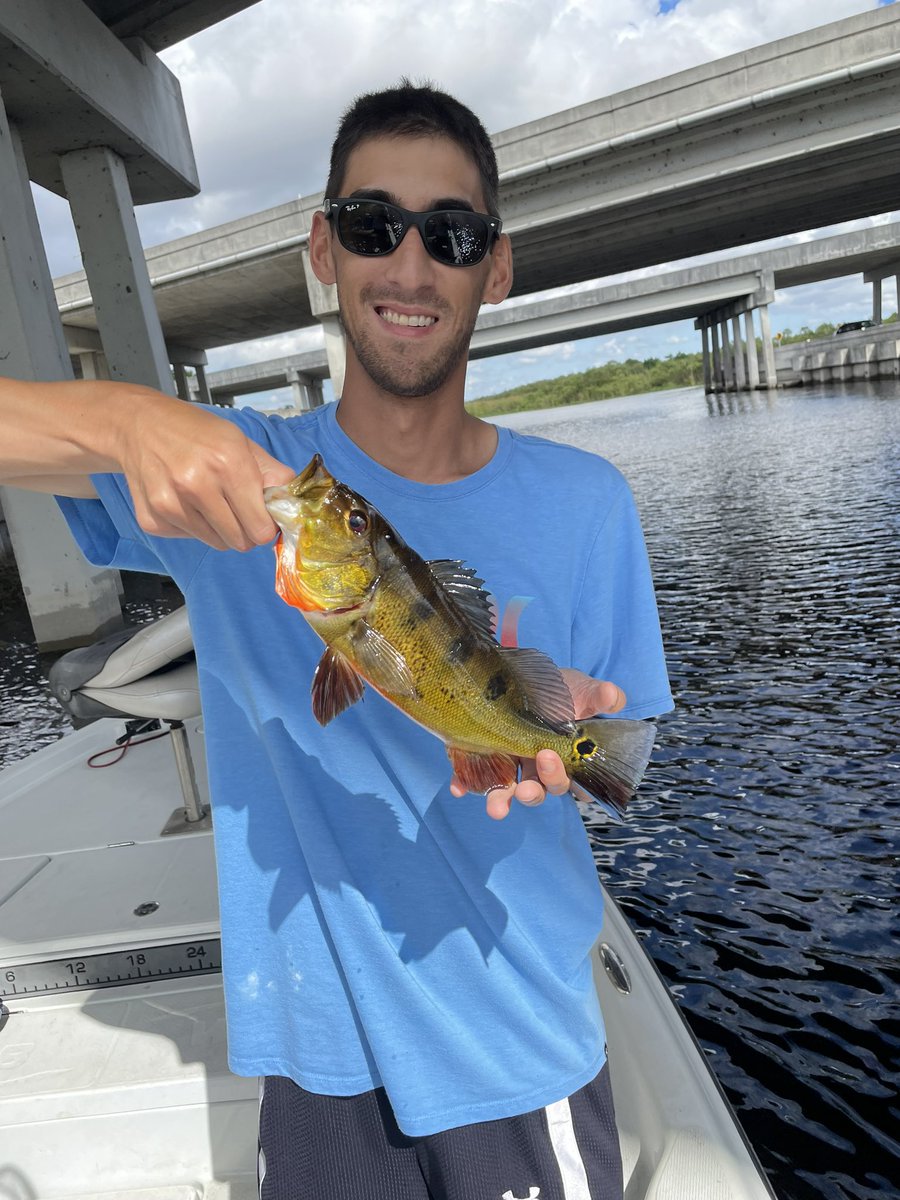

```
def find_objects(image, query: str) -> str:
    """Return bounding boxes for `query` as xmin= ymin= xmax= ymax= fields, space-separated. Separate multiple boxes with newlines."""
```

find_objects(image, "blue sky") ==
xmin=32 ymin=0 xmax=898 ymax=405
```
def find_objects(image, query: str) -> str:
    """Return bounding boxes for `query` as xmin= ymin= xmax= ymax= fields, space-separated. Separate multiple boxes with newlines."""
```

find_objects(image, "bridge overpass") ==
xmin=54 ymin=3 xmax=900 ymax=392
xmin=191 ymin=221 xmax=900 ymax=406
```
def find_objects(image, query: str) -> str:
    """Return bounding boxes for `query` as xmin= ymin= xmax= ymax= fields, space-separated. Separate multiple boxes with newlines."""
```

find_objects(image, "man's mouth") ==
xmin=376 ymin=306 xmax=437 ymax=328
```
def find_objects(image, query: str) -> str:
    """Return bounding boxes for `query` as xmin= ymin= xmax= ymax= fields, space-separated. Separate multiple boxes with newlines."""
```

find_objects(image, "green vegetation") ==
xmin=776 ymin=312 xmax=897 ymax=345
xmin=467 ymin=351 xmax=703 ymax=418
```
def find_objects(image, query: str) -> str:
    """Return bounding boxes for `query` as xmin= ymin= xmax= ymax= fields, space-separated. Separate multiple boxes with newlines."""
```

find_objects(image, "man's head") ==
xmin=326 ymin=79 xmax=500 ymax=218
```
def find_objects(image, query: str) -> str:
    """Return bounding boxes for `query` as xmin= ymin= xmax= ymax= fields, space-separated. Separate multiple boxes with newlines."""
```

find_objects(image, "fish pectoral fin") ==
xmin=311 ymin=647 xmax=365 ymax=725
xmin=447 ymin=747 xmax=519 ymax=795
xmin=351 ymin=622 xmax=419 ymax=699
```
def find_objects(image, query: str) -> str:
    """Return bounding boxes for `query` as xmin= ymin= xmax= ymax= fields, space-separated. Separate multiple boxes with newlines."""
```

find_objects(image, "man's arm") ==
xmin=0 ymin=377 xmax=295 ymax=550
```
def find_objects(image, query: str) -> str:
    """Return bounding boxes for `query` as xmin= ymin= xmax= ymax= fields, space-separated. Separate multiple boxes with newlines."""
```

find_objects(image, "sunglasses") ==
xmin=323 ymin=197 xmax=502 ymax=268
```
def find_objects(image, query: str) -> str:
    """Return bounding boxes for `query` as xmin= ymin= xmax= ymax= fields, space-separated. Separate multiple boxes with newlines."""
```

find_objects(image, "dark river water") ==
xmin=1 ymin=381 xmax=898 ymax=1199
xmin=498 ymin=381 xmax=900 ymax=1200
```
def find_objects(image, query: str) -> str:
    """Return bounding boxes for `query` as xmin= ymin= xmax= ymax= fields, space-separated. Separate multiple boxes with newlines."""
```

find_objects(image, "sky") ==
xmin=33 ymin=0 xmax=899 ymax=405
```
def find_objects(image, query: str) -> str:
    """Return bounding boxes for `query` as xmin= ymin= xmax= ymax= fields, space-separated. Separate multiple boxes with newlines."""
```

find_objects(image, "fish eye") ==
xmin=348 ymin=510 xmax=369 ymax=534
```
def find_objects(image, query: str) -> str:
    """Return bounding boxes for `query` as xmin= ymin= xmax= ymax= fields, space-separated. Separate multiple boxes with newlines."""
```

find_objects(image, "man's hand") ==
xmin=118 ymin=391 xmax=296 ymax=551
xmin=449 ymin=669 xmax=627 ymax=819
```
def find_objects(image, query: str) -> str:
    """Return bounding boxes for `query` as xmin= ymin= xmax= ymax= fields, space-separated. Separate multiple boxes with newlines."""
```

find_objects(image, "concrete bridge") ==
xmin=3 ymin=0 xmax=900 ymax=645
xmin=194 ymin=222 xmax=900 ymax=406
xmin=54 ymin=4 xmax=900 ymax=398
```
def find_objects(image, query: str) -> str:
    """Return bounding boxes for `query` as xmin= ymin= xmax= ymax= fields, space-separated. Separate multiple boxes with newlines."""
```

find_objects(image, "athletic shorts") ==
xmin=257 ymin=1064 xmax=623 ymax=1200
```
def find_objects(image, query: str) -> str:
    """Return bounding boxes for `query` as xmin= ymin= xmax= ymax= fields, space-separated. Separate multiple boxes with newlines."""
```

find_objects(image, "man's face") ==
xmin=314 ymin=135 xmax=511 ymax=399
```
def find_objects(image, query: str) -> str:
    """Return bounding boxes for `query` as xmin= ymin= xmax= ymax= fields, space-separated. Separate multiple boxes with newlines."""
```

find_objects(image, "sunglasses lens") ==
xmin=424 ymin=212 xmax=490 ymax=266
xmin=336 ymin=201 xmax=404 ymax=256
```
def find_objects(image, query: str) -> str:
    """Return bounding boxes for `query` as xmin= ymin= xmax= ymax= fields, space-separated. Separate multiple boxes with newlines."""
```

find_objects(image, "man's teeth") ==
xmin=379 ymin=309 xmax=436 ymax=327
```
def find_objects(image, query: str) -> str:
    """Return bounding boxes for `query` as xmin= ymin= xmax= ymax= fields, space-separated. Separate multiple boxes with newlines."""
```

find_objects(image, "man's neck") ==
xmin=334 ymin=378 xmax=498 ymax=485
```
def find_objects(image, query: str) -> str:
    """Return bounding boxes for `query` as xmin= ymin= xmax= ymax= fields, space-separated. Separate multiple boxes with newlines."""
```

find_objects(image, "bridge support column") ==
xmin=743 ymin=310 xmax=760 ymax=388
xmin=193 ymin=363 xmax=213 ymax=405
xmin=711 ymin=322 xmax=723 ymax=392
xmin=287 ymin=369 xmax=324 ymax=412
xmin=0 ymin=102 xmax=122 ymax=649
xmin=700 ymin=324 xmax=712 ymax=392
xmin=731 ymin=315 xmax=747 ymax=390
xmin=720 ymin=319 xmax=735 ymax=391
xmin=757 ymin=304 xmax=777 ymax=388
xmin=60 ymin=147 xmax=175 ymax=395
xmin=302 ymin=248 xmax=345 ymax=400
xmin=77 ymin=350 xmax=110 ymax=380
xmin=872 ymin=277 xmax=883 ymax=325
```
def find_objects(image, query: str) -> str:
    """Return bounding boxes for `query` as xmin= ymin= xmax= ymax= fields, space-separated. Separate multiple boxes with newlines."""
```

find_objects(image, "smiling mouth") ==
xmin=376 ymin=307 xmax=437 ymax=328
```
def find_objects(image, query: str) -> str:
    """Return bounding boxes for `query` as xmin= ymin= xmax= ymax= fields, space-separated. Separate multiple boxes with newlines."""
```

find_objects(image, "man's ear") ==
xmin=482 ymin=233 xmax=513 ymax=306
xmin=309 ymin=210 xmax=337 ymax=285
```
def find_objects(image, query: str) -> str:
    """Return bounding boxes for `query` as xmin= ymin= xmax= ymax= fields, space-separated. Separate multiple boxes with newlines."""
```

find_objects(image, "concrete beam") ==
xmin=0 ymin=4 xmax=198 ymax=203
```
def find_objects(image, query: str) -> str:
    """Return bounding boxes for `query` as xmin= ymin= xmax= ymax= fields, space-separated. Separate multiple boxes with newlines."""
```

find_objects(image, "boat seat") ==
xmin=49 ymin=606 xmax=200 ymax=723
xmin=48 ymin=607 xmax=209 ymax=835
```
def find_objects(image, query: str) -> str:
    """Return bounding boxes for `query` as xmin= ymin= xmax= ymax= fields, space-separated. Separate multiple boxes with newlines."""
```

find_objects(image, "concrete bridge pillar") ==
xmin=710 ymin=321 xmax=723 ymax=392
xmin=193 ymin=363 xmax=213 ymax=405
xmin=720 ymin=319 xmax=735 ymax=391
xmin=60 ymin=147 xmax=175 ymax=395
xmin=757 ymin=304 xmax=777 ymax=388
xmin=872 ymin=277 xmax=883 ymax=325
xmin=731 ymin=315 xmax=747 ymax=390
xmin=287 ymin=369 xmax=324 ymax=412
xmin=77 ymin=350 xmax=110 ymax=381
xmin=700 ymin=323 xmax=712 ymax=392
xmin=0 ymin=101 xmax=122 ymax=649
xmin=302 ymin=248 xmax=345 ymax=399
xmin=742 ymin=310 xmax=761 ymax=388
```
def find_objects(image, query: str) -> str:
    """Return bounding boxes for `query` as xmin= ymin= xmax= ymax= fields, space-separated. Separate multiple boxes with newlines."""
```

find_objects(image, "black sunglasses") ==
xmin=323 ymin=197 xmax=502 ymax=268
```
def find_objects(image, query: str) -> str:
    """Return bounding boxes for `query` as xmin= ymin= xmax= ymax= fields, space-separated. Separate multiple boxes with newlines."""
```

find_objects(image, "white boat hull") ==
xmin=0 ymin=718 xmax=773 ymax=1199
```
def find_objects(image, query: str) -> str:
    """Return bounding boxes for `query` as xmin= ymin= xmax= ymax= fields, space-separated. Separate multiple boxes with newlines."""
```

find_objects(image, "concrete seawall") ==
xmin=776 ymin=324 xmax=899 ymax=386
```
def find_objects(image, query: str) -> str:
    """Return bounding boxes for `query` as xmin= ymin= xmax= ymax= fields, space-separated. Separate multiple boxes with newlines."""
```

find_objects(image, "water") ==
xmin=2 ymin=382 xmax=898 ymax=1198
xmin=497 ymin=382 xmax=900 ymax=1200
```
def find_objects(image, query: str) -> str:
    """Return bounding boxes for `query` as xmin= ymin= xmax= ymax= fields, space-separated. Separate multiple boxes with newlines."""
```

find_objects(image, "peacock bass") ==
xmin=264 ymin=454 xmax=656 ymax=820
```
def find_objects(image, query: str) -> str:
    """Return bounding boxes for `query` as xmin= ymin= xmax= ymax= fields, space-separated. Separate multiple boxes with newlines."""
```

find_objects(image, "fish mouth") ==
xmin=264 ymin=455 xmax=335 ymax=521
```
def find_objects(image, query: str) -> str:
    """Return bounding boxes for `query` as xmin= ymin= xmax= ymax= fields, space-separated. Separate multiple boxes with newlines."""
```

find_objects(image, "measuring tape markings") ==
xmin=1 ymin=938 xmax=223 ymax=998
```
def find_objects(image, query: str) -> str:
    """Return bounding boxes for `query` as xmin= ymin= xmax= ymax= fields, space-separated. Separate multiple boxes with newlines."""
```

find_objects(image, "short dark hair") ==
xmin=325 ymin=79 xmax=501 ymax=217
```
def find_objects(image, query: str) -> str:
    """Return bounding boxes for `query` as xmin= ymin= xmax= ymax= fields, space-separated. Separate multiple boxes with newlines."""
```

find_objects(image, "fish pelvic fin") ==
xmin=567 ymin=718 xmax=657 ymax=823
xmin=447 ymin=747 xmax=519 ymax=795
xmin=311 ymin=647 xmax=365 ymax=725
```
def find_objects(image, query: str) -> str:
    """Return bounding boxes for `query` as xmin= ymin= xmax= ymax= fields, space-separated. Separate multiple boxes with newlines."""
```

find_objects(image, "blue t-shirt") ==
xmin=58 ymin=400 xmax=672 ymax=1136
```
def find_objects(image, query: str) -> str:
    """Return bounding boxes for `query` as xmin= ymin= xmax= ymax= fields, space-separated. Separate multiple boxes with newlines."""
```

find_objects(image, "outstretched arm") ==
xmin=449 ymin=668 xmax=628 ymax=819
xmin=0 ymin=377 xmax=295 ymax=550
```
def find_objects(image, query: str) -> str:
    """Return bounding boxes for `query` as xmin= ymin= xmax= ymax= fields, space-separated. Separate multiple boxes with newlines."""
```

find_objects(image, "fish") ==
xmin=263 ymin=454 xmax=657 ymax=821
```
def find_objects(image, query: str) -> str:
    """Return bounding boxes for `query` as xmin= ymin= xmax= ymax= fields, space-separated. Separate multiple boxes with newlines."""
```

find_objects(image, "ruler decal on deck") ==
xmin=1 ymin=938 xmax=222 ymax=997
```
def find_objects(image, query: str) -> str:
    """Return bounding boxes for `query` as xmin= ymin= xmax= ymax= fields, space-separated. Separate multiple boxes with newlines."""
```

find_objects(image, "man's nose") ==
xmin=382 ymin=225 xmax=437 ymax=285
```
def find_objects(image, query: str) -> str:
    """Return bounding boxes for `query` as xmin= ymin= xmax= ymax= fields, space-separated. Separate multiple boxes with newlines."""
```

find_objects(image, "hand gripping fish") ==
xmin=264 ymin=455 xmax=657 ymax=821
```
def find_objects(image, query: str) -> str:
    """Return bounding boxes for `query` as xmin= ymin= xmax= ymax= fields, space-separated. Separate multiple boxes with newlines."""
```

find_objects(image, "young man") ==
xmin=0 ymin=83 xmax=672 ymax=1199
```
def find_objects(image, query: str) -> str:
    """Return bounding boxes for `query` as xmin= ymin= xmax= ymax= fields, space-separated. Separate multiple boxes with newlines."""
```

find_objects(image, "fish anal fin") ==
xmin=447 ymin=747 xmax=518 ymax=794
xmin=311 ymin=647 xmax=365 ymax=725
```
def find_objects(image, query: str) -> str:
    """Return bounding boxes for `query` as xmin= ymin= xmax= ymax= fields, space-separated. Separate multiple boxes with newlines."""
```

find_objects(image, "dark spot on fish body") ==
xmin=447 ymin=635 xmax=475 ymax=666
xmin=407 ymin=598 xmax=433 ymax=629
xmin=575 ymin=737 xmax=597 ymax=758
xmin=485 ymin=672 xmax=507 ymax=701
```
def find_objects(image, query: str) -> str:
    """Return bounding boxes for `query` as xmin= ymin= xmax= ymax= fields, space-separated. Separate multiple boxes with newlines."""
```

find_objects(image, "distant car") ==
xmin=835 ymin=319 xmax=876 ymax=334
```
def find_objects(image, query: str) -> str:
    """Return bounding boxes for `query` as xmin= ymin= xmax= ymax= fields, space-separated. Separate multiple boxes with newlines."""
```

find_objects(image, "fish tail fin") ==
xmin=568 ymin=718 xmax=657 ymax=823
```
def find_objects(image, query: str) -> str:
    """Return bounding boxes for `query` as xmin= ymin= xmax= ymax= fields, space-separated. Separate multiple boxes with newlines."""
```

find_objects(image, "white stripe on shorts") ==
xmin=258 ymin=1076 xmax=267 ymax=1198
xmin=544 ymin=1096 xmax=591 ymax=1200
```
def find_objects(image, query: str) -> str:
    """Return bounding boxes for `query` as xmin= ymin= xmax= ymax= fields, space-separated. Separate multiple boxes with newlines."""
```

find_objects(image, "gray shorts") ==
xmin=257 ymin=1064 xmax=623 ymax=1200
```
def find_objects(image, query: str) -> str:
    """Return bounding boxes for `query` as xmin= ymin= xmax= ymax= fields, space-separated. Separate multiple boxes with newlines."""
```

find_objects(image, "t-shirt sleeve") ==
xmin=570 ymin=479 xmax=673 ymax=720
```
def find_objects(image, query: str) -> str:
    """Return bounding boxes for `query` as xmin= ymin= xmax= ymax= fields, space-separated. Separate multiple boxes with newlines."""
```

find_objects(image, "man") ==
xmin=0 ymin=82 xmax=672 ymax=1199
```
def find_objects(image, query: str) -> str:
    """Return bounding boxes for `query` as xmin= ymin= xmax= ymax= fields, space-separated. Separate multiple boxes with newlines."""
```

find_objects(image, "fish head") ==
xmin=264 ymin=455 xmax=381 ymax=617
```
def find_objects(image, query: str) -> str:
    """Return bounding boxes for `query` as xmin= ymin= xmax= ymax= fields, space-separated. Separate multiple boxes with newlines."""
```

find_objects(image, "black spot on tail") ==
xmin=575 ymin=737 xmax=597 ymax=757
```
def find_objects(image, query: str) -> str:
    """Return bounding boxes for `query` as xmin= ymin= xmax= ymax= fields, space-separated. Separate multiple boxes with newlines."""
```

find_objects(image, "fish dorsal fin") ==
xmin=311 ymin=647 xmax=365 ymax=726
xmin=350 ymin=620 xmax=419 ymax=700
xmin=500 ymin=647 xmax=576 ymax=731
xmin=426 ymin=559 xmax=496 ymax=638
